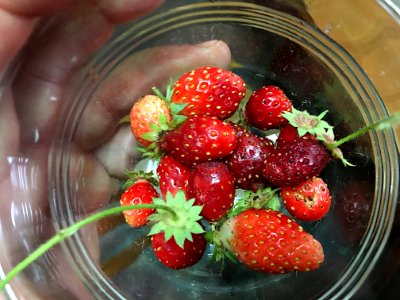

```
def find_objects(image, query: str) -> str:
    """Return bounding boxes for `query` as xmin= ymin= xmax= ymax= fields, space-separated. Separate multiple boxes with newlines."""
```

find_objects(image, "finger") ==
xmin=75 ymin=40 xmax=232 ymax=150
xmin=98 ymin=0 xmax=164 ymax=23
xmin=12 ymin=0 xmax=164 ymax=145
xmin=68 ymin=144 xmax=115 ymax=212
xmin=0 ymin=86 xmax=20 ymax=183
xmin=0 ymin=0 xmax=75 ymax=72
xmin=95 ymin=124 xmax=140 ymax=178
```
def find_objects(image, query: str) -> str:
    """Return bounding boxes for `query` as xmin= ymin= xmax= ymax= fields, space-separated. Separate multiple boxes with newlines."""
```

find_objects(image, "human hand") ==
xmin=0 ymin=0 xmax=231 ymax=298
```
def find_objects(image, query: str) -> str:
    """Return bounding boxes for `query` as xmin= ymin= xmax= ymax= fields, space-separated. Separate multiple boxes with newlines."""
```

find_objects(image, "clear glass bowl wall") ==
xmin=1 ymin=1 xmax=399 ymax=300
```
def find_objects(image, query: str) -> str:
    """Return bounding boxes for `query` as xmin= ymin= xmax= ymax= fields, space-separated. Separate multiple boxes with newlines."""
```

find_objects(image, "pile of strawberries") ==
xmin=120 ymin=66 xmax=341 ymax=273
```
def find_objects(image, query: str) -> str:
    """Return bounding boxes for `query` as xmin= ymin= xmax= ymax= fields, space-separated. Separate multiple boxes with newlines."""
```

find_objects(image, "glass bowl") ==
xmin=1 ymin=1 xmax=399 ymax=299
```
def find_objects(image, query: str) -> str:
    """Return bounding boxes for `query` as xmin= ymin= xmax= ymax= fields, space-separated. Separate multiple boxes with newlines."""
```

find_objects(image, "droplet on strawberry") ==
xmin=244 ymin=86 xmax=293 ymax=130
xmin=281 ymin=177 xmax=332 ymax=221
xmin=171 ymin=66 xmax=246 ymax=119
xmin=218 ymin=208 xmax=324 ymax=273
xmin=151 ymin=229 xmax=207 ymax=270
xmin=120 ymin=179 xmax=158 ymax=228
xmin=226 ymin=131 xmax=274 ymax=190
xmin=187 ymin=161 xmax=235 ymax=222
xmin=160 ymin=115 xmax=237 ymax=166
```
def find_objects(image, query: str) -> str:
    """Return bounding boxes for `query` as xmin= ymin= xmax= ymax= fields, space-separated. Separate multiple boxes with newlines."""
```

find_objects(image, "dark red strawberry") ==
xmin=276 ymin=123 xmax=310 ymax=147
xmin=281 ymin=177 xmax=332 ymax=221
xmin=160 ymin=115 xmax=237 ymax=166
xmin=187 ymin=162 xmax=235 ymax=222
xmin=226 ymin=132 xmax=274 ymax=191
xmin=151 ymin=229 xmax=207 ymax=270
xmin=245 ymin=86 xmax=292 ymax=130
xmin=227 ymin=121 xmax=251 ymax=138
xmin=263 ymin=137 xmax=330 ymax=187
xmin=216 ymin=208 xmax=324 ymax=273
xmin=157 ymin=155 xmax=191 ymax=198
xmin=120 ymin=179 xmax=158 ymax=228
xmin=171 ymin=66 xmax=246 ymax=119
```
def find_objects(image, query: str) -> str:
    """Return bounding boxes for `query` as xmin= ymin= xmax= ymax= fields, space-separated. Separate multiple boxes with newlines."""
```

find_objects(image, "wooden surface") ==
xmin=307 ymin=0 xmax=400 ymax=148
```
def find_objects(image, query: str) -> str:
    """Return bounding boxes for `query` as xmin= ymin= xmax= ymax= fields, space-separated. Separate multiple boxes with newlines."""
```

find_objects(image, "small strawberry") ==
xmin=216 ymin=208 xmax=324 ymax=273
xmin=263 ymin=137 xmax=330 ymax=187
xmin=187 ymin=162 xmax=235 ymax=222
xmin=171 ymin=66 xmax=247 ymax=119
xmin=157 ymin=154 xmax=191 ymax=198
xmin=160 ymin=115 xmax=237 ymax=166
xmin=148 ymin=191 xmax=205 ymax=269
xmin=244 ymin=86 xmax=292 ymax=130
xmin=130 ymin=95 xmax=172 ymax=147
xmin=151 ymin=229 xmax=207 ymax=270
xmin=281 ymin=177 xmax=332 ymax=222
xmin=226 ymin=132 xmax=274 ymax=191
xmin=120 ymin=179 xmax=159 ymax=228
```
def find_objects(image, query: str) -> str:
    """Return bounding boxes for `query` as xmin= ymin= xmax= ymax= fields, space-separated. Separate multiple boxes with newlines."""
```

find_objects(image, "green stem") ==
xmin=331 ymin=112 xmax=400 ymax=148
xmin=0 ymin=204 xmax=176 ymax=291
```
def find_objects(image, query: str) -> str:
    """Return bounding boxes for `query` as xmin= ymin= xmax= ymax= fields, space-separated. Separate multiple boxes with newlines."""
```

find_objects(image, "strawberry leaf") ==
xmin=227 ymin=187 xmax=280 ymax=218
xmin=123 ymin=170 xmax=158 ymax=190
xmin=170 ymin=103 xmax=188 ymax=115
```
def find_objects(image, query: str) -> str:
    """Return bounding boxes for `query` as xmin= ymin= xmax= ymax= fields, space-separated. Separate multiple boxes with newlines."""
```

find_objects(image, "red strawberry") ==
xmin=130 ymin=95 xmax=172 ymax=147
xmin=226 ymin=132 xmax=274 ymax=191
xmin=218 ymin=208 xmax=324 ymax=273
xmin=187 ymin=162 xmax=235 ymax=222
xmin=263 ymin=137 xmax=330 ymax=187
xmin=120 ymin=179 xmax=158 ymax=228
xmin=160 ymin=115 xmax=237 ymax=166
xmin=277 ymin=123 xmax=307 ymax=146
xmin=227 ymin=121 xmax=251 ymax=138
xmin=151 ymin=230 xmax=207 ymax=270
xmin=281 ymin=177 xmax=332 ymax=221
xmin=245 ymin=86 xmax=292 ymax=130
xmin=171 ymin=66 xmax=246 ymax=119
xmin=157 ymin=155 xmax=191 ymax=198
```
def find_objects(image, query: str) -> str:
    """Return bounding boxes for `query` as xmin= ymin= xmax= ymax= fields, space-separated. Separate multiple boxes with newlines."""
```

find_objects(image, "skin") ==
xmin=0 ymin=0 xmax=231 ymax=298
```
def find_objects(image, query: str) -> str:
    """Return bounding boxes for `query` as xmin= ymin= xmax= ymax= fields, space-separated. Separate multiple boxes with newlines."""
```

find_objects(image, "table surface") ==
xmin=308 ymin=0 xmax=400 ymax=146
xmin=308 ymin=1 xmax=400 ymax=298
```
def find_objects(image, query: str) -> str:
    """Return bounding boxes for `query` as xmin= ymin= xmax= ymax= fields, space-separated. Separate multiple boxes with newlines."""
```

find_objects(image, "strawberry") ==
xmin=130 ymin=95 xmax=172 ymax=147
xmin=148 ymin=191 xmax=205 ymax=269
xmin=187 ymin=162 xmax=235 ymax=222
xmin=228 ymin=121 xmax=251 ymax=138
xmin=171 ymin=66 xmax=246 ymax=119
xmin=157 ymin=155 xmax=191 ymax=199
xmin=263 ymin=137 xmax=330 ymax=187
xmin=244 ymin=86 xmax=292 ymax=130
xmin=276 ymin=123 xmax=313 ymax=147
xmin=160 ymin=115 xmax=237 ymax=166
xmin=120 ymin=179 xmax=159 ymax=228
xmin=281 ymin=177 xmax=332 ymax=221
xmin=151 ymin=229 xmax=207 ymax=270
xmin=217 ymin=208 xmax=324 ymax=273
xmin=226 ymin=132 xmax=274 ymax=191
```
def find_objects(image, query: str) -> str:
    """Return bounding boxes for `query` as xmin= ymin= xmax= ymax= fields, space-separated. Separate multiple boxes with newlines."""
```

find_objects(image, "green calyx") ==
xmin=227 ymin=187 xmax=280 ymax=219
xmin=123 ymin=170 xmax=158 ymax=190
xmin=282 ymin=107 xmax=334 ymax=139
xmin=137 ymin=81 xmax=187 ymax=159
xmin=148 ymin=191 xmax=204 ymax=249
xmin=152 ymin=81 xmax=188 ymax=128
